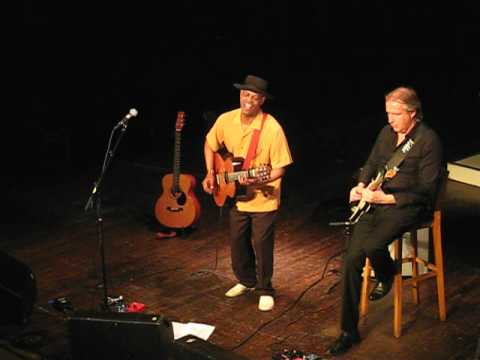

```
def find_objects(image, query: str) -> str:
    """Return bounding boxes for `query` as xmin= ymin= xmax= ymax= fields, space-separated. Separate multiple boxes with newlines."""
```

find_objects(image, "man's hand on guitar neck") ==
xmin=238 ymin=174 xmax=262 ymax=185
xmin=237 ymin=166 xmax=282 ymax=186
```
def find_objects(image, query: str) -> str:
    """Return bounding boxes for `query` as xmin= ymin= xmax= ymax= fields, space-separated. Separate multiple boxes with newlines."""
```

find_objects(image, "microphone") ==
xmin=115 ymin=108 xmax=138 ymax=128
xmin=329 ymin=221 xmax=353 ymax=227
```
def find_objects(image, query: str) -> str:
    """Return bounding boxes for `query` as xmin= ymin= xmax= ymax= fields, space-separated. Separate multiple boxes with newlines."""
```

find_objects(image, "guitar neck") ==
xmin=225 ymin=169 xmax=255 ymax=182
xmin=367 ymin=172 xmax=385 ymax=191
xmin=368 ymin=178 xmax=384 ymax=191
xmin=172 ymin=131 xmax=182 ymax=189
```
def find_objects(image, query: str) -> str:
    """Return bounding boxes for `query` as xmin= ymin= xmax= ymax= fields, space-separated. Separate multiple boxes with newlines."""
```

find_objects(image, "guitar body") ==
xmin=154 ymin=111 xmax=201 ymax=229
xmin=349 ymin=200 xmax=372 ymax=224
xmin=213 ymin=152 xmax=237 ymax=207
xmin=349 ymin=167 xmax=397 ymax=224
xmin=212 ymin=150 xmax=271 ymax=207
xmin=155 ymin=173 xmax=201 ymax=229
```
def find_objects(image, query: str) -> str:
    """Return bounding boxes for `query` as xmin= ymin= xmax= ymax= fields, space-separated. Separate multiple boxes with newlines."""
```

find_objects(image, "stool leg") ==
xmin=360 ymin=258 xmax=371 ymax=318
xmin=433 ymin=210 xmax=447 ymax=321
xmin=393 ymin=239 xmax=403 ymax=338
xmin=411 ymin=230 xmax=420 ymax=304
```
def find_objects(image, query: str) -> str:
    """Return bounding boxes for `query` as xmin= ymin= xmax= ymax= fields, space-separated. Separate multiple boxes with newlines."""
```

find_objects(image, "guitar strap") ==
xmin=384 ymin=123 xmax=425 ymax=171
xmin=242 ymin=112 xmax=268 ymax=170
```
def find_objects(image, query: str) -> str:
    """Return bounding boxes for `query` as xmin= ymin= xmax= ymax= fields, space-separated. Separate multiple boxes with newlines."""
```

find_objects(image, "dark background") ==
xmin=19 ymin=1 xmax=479 ymax=185
xmin=6 ymin=5 xmax=478 ymax=359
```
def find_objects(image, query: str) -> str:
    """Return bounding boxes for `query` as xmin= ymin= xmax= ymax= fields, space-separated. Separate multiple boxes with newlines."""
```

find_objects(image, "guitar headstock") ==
xmin=175 ymin=111 xmax=186 ymax=132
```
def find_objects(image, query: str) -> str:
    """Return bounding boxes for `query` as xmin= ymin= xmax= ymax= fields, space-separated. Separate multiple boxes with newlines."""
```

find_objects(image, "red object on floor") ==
xmin=155 ymin=231 xmax=177 ymax=239
xmin=127 ymin=302 xmax=145 ymax=312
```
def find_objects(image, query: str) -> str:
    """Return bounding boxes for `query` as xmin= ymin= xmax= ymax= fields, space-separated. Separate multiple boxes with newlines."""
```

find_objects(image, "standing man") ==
xmin=202 ymin=75 xmax=293 ymax=311
xmin=328 ymin=86 xmax=443 ymax=355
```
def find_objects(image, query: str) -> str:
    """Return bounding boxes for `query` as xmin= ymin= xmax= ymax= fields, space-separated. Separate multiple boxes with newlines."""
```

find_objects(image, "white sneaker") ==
xmin=225 ymin=283 xmax=253 ymax=298
xmin=258 ymin=295 xmax=274 ymax=311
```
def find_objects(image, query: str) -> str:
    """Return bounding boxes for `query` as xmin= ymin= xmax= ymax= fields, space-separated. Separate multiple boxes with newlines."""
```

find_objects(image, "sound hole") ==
xmin=177 ymin=192 xmax=186 ymax=205
xmin=170 ymin=190 xmax=186 ymax=206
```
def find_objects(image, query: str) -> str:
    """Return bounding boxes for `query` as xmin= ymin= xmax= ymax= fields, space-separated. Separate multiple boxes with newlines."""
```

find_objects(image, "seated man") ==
xmin=328 ymin=86 xmax=443 ymax=356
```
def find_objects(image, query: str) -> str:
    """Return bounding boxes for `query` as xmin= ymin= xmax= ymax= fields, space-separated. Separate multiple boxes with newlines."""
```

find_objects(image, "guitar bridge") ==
xmin=167 ymin=207 xmax=183 ymax=213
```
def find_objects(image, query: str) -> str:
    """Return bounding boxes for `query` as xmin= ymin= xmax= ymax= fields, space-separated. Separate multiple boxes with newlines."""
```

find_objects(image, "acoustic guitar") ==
xmin=349 ymin=166 xmax=398 ymax=224
xmin=212 ymin=150 xmax=271 ymax=207
xmin=155 ymin=111 xmax=201 ymax=229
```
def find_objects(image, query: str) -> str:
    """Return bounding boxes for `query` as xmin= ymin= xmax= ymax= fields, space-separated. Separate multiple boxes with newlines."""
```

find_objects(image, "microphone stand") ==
xmin=84 ymin=121 xmax=129 ymax=311
xmin=329 ymin=220 xmax=353 ymax=249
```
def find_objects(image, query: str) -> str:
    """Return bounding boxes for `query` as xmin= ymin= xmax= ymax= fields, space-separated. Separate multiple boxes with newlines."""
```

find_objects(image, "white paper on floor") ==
xmin=171 ymin=322 xmax=215 ymax=340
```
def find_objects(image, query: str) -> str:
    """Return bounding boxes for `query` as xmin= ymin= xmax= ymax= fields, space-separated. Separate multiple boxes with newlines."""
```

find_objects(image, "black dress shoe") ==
xmin=326 ymin=331 xmax=361 ymax=356
xmin=369 ymin=277 xmax=393 ymax=301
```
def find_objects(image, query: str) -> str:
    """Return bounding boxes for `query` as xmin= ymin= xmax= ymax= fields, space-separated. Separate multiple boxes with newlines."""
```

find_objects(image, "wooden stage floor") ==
xmin=1 ymin=160 xmax=479 ymax=359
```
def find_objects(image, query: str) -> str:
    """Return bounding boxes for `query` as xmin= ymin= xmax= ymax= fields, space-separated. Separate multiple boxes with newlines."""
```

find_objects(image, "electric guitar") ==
xmin=212 ymin=150 xmax=271 ymax=207
xmin=155 ymin=111 xmax=201 ymax=229
xmin=348 ymin=166 xmax=398 ymax=224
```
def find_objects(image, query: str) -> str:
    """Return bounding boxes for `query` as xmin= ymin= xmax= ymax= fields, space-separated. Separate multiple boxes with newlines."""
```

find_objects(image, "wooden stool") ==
xmin=359 ymin=208 xmax=447 ymax=337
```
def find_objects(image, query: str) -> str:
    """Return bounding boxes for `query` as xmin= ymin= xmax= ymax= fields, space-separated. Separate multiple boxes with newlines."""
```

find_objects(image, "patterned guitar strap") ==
xmin=385 ymin=123 xmax=425 ymax=175
xmin=385 ymin=124 xmax=424 ymax=179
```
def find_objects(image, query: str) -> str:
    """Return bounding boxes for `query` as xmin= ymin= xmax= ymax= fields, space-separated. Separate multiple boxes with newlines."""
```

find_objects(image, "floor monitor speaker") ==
xmin=0 ymin=251 xmax=37 ymax=325
xmin=69 ymin=311 xmax=174 ymax=360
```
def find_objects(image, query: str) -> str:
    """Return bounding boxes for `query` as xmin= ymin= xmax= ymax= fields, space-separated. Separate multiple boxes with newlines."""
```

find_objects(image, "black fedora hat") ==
xmin=233 ymin=75 xmax=274 ymax=100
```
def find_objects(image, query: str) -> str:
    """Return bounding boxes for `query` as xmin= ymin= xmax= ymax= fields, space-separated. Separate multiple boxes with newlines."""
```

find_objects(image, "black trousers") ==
xmin=229 ymin=207 xmax=277 ymax=296
xmin=340 ymin=205 xmax=423 ymax=334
